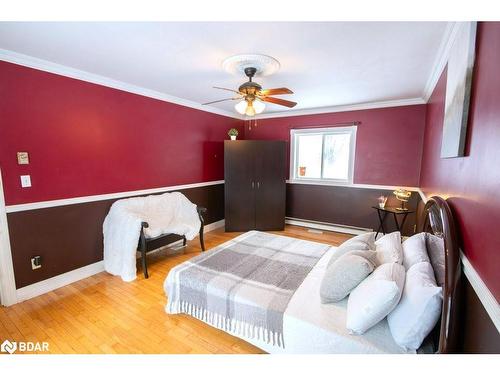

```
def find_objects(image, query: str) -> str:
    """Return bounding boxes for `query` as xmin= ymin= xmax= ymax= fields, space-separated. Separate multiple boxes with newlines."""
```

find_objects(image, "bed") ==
xmin=164 ymin=196 xmax=462 ymax=354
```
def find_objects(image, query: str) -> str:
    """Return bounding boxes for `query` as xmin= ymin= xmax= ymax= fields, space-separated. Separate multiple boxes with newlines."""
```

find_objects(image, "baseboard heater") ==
xmin=285 ymin=217 xmax=372 ymax=236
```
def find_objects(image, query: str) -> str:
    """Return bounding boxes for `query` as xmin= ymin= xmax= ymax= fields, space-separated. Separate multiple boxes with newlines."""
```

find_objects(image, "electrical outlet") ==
xmin=31 ymin=256 xmax=42 ymax=270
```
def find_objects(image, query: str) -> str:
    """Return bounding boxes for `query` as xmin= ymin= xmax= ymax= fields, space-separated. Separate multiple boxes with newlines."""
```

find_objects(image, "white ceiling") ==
xmin=0 ymin=22 xmax=449 ymax=117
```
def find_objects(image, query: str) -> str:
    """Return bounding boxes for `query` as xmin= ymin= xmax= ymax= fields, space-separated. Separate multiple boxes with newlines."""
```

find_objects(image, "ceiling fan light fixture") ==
xmin=245 ymin=101 xmax=256 ymax=117
xmin=235 ymin=100 xmax=248 ymax=115
xmin=253 ymin=99 xmax=265 ymax=114
xmin=211 ymin=56 xmax=296 ymax=115
xmin=235 ymin=99 xmax=261 ymax=117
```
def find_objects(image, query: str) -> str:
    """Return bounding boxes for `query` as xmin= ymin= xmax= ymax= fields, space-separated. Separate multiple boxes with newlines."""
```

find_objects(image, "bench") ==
xmin=138 ymin=206 xmax=207 ymax=278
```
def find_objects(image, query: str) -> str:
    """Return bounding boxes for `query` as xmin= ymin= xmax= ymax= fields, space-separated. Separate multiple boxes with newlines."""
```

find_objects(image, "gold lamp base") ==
xmin=393 ymin=188 xmax=411 ymax=212
xmin=396 ymin=200 xmax=409 ymax=211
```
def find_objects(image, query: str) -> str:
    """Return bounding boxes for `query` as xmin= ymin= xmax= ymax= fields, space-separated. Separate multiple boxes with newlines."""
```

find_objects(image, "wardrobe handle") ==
xmin=252 ymin=181 xmax=255 ymax=189
xmin=257 ymin=182 xmax=260 ymax=189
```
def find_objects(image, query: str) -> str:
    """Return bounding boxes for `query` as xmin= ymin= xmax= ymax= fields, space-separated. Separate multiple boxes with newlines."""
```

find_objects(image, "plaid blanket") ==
xmin=165 ymin=231 xmax=330 ymax=348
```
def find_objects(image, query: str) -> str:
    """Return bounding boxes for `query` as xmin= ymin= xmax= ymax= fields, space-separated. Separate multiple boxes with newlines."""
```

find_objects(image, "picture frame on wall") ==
xmin=441 ymin=22 xmax=477 ymax=158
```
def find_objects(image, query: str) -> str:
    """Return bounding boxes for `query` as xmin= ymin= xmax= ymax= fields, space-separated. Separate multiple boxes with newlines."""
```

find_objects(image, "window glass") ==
xmin=296 ymin=134 xmax=322 ymax=178
xmin=322 ymin=133 xmax=351 ymax=180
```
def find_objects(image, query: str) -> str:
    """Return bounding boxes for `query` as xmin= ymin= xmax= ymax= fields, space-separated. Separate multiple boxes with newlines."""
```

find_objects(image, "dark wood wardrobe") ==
xmin=224 ymin=140 xmax=286 ymax=231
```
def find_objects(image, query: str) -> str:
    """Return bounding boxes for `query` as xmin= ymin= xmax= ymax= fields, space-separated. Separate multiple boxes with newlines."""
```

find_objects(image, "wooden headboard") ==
xmin=420 ymin=196 xmax=462 ymax=353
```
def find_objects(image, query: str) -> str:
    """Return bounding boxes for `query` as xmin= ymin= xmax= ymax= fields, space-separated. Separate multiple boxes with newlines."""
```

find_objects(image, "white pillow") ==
xmin=346 ymin=262 xmax=405 ymax=335
xmin=320 ymin=250 xmax=376 ymax=303
xmin=387 ymin=262 xmax=443 ymax=350
xmin=402 ymin=232 xmax=430 ymax=270
xmin=327 ymin=232 xmax=376 ymax=267
xmin=425 ymin=233 xmax=446 ymax=286
xmin=375 ymin=231 xmax=403 ymax=265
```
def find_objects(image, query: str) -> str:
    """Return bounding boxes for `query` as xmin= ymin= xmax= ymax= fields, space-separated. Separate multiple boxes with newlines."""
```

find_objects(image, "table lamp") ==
xmin=393 ymin=188 xmax=411 ymax=211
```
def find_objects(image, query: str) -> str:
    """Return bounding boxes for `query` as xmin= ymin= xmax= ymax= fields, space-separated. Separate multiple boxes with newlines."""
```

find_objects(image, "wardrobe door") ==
xmin=224 ymin=141 xmax=256 ymax=231
xmin=254 ymin=141 xmax=286 ymax=230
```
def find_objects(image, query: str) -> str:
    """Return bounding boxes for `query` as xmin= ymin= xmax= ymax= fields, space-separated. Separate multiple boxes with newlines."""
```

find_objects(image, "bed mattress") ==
xmin=165 ymin=231 xmax=413 ymax=354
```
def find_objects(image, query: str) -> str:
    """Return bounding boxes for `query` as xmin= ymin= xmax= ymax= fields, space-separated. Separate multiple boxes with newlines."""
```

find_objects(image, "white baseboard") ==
xmin=461 ymin=252 xmax=500 ymax=333
xmin=204 ymin=219 xmax=225 ymax=232
xmin=15 ymin=219 xmax=225 ymax=304
xmin=16 ymin=261 xmax=105 ymax=303
xmin=285 ymin=217 xmax=371 ymax=236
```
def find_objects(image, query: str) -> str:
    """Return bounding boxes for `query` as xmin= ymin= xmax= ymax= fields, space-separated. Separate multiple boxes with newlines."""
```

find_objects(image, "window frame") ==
xmin=289 ymin=125 xmax=357 ymax=185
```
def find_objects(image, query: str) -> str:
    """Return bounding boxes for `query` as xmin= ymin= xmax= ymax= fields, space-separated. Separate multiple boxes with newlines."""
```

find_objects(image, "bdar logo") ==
xmin=1 ymin=339 xmax=17 ymax=354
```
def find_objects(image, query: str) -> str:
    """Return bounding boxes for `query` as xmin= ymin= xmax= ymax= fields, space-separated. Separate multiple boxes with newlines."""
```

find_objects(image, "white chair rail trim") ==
xmin=5 ymin=180 xmax=225 ymax=213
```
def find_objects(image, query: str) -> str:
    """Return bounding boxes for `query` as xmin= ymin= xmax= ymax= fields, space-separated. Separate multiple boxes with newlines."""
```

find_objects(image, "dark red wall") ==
xmin=244 ymin=104 xmax=427 ymax=187
xmin=420 ymin=22 xmax=500 ymax=300
xmin=0 ymin=61 xmax=243 ymax=205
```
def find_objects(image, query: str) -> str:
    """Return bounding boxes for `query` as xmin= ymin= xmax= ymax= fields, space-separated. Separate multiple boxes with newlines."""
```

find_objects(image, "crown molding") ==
xmin=422 ymin=22 xmax=461 ymax=102
xmin=0 ymin=48 xmax=240 ymax=119
xmin=1 ymin=48 xmax=426 ymax=122
xmin=2 ymin=38 xmax=451 ymax=122
xmin=251 ymin=97 xmax=426 ymax=120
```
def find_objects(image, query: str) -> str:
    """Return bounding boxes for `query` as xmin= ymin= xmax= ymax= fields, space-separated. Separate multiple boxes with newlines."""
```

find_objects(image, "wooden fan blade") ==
xmin=213 ymin=86 xmax=241 ymax=94
xmin=259 ymin=87 xmax=294 ymax=96
xmin=202 ymin=97 xmax=241 ymax=105
xmin=261 ymin=96 xmax=297 ymax=108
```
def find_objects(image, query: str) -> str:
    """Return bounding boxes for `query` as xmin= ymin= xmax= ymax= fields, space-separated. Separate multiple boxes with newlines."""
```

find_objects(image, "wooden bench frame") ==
xmin=138 ymin=206 xmax=207 ymax=278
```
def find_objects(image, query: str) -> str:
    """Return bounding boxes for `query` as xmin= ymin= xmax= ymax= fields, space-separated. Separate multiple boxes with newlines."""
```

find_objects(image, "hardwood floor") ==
xmin=0 ymin=225 xmax=351 ymax=354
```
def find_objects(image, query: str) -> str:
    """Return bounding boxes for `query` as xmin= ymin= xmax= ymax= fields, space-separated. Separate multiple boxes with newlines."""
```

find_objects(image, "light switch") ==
xmin=20 ymin=175 xmax=31 ymax=188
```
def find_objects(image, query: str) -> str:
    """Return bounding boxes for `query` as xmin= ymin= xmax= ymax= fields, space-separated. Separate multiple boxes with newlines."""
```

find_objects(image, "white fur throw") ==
xmin=103 ymin=192 xmax=201 ymax=282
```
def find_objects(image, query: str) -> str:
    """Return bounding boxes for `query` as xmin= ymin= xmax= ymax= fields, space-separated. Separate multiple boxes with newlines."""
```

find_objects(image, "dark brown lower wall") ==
xmin=461 ymin=277 xmax=500 ymax=353
xmin=7 ymin=183 xmax=224 ymax=288
xmin=286 ymin=183 xmax=421 ymax=236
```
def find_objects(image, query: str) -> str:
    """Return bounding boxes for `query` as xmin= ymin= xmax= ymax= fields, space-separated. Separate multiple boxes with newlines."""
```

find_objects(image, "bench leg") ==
xmin=141 ymin=247 xmax=149 ymax=279
xmin=199 ymin=227 xmax=205 ymax=252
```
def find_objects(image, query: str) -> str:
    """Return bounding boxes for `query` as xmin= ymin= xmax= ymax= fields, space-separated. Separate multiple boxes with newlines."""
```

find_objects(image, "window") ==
xmin=290 ymin=126 xmax=356 ymax=184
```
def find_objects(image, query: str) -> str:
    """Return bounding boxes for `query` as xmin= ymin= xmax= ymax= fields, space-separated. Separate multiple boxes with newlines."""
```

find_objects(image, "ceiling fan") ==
xmin=203 ymin=67 xmax=297 ymax=116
